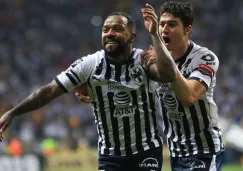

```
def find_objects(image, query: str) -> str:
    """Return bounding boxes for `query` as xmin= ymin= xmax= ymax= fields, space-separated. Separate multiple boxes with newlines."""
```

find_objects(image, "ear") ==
xmin=129 ymin=33 xmax=136 ymax=43
xmin=184 ymin=25 xmax=192 ymax=35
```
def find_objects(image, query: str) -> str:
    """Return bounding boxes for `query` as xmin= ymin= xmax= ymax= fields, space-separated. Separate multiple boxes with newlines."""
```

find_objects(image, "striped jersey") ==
xmin=157 ymin=41 xmax=224 ymax=157
xmin=55 ymin=48 xmax=162 ymax=156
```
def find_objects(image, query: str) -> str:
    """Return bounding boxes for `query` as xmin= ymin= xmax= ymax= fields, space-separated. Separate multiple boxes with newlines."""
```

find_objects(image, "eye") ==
xmin=168 ymin=22 xmax=177 ymax=28
xmin=159 ymin=23 xmax=165 ymax=27
xmin=102 ymin=27 xmax=109 ymax=33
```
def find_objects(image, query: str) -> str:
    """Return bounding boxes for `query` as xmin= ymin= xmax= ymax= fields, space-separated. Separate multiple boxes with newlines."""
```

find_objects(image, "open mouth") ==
xmin=162 ymin=36 xmax=171 ymax=44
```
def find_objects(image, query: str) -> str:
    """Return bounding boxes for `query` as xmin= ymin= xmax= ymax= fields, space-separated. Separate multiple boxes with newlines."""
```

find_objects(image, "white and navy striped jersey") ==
xmin=55 ymin=48 xmax=163 ymax=156
xmin=157 ymin=42 xmax=224 ymax=157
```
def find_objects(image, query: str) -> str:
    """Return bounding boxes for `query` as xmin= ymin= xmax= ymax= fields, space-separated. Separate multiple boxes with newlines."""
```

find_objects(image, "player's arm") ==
xmin=7 ymin=80 xmax=64 ymax=117
xmin=171 ymin=54 xmax=219 ymax=107
xmin=171 ymin=72 xmax=206 ymax=106
xmin=0 ymin=80 xmax=65 ymax=140
xmin=141 ymin=4 xmax=177 ymax=83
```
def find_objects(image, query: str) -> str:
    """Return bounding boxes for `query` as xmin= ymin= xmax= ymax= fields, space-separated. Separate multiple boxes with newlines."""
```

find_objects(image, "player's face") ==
xmin=102 ymin=16 xmax=132 ymax=56
xmin=159 ymin=13 xmax=190 ymax=51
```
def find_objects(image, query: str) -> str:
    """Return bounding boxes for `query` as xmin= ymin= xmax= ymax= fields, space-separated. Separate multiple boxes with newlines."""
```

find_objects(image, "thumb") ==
xmin=149 ymin=45 xmax=154 ymax=50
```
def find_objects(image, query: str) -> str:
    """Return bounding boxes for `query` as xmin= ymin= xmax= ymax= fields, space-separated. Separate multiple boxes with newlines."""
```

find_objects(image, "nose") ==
xmin=160 ymin=24 xmax=169 ymax=34
xmin=106 ymin=29 xmax=115 ymax=38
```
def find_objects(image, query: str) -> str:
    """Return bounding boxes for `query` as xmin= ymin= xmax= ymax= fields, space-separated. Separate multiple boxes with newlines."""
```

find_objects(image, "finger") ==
xmin=141 ymin=51 xmax=148 ymax=63
xmin=146 ymin=3 xmax=155 ymax=10
xmin=145 ymin=58 xmax=157 ymax=70
xmin=142 ymin=13 xmax=157 ymax=24
xmin=149 ymin=45 xmax=154 ymax=50
xmin=79 ymin=96 xmax=91 ymax=103
xmin=0 ymin=134 xmax=3 ymax=142
xmin=75 ymin=91 xmax=80 ymax=96
xmin=141 ymin=8 xmax=156 ymax=17
xmin=141 ymin=51 xmax=148 ymax=57
xmin=0 ymin=123 xmax=9 ymax=134
xmin=142 ymin=11 xmax=158 ymax=20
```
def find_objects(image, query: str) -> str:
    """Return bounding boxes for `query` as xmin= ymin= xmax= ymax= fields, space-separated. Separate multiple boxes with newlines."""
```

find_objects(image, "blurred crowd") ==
xmin=0 ymin=0 xmax=242 ymax=164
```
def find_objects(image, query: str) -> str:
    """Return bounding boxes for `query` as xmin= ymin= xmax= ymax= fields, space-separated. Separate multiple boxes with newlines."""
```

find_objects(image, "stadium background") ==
xmin=0 ymin=0 xmax=242 ymax=170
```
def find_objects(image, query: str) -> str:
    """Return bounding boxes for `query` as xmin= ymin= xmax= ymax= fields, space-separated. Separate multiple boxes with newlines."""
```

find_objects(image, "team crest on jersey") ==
xmin=113 ymin=91 xmax=135 ymax=118
xmin=129 ymin=66 xmax=144 ymax=85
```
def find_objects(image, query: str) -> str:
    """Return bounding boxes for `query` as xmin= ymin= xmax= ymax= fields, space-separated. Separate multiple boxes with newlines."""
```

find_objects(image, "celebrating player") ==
xmin=142 ymin=2 xmax=225 ymax=171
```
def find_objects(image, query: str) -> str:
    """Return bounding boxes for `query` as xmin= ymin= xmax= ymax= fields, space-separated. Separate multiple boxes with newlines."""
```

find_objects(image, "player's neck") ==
xmin=171 ymin=40 xmax=191 ymax=61
xmin=107 ymin=47 xmax=133 ymax=65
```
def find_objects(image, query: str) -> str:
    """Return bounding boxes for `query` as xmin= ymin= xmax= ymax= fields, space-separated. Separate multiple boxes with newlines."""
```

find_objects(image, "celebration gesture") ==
xmin=141 ymin=4 xmax=159 ymax=35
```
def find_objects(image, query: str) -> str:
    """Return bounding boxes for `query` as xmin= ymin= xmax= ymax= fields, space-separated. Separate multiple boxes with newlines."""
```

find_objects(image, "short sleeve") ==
xmin=55 ymin=53 xmax=98 ymax=92
xmin=189 ymin=53 xmax=219 ymax=89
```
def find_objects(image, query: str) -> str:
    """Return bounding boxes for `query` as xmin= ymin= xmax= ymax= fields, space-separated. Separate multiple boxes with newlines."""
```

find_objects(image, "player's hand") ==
xmin=141 ymin=3 xmax=158 ymax=35
xmin=75 ymin=83 xmax=91 ymax=103
xmin=0 ymin=112 xmax=13 ymax=142
xmin=141 ymin=45 xmax=157 ymax=70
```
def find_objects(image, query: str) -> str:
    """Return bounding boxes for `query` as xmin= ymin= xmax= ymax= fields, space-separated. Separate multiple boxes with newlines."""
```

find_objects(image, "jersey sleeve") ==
xmin=189 ymin=53 xmax=219 ymax=89
xmin=55 ymin=54 xmax=97 ymax=92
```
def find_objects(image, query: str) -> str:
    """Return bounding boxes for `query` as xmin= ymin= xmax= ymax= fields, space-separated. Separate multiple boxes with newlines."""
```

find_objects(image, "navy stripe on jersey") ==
xmin=107 ymin=92 xmax=121 ymax=155
xmin=70 ymin=70 xmax=81 ymax=82
xmin=149 ymin=92 xmax=162 ymax=148
xmin=178 ymin=101 xmax=194 ymax=156
xmin=141 ymin=85 xmax=152 ymax=140
xmin=189 ymin=105 xmax=204 ymax=152
xmin=55 ymin=77 xmax=68 ymax=93
xmin=96 ymin=58 xmax=104 ymax=75
xmin=161 ymin=100 xmax=169 ymax=135
xmin=175 ymin=120 xmax=186 ymax=156
xmin=131 ymin=90 xmax=143 ymax=152
xmin=66 ymin=72 xmax=78 ymax=86
xmin=199 ymin=100 xmax=215 ymax=153
xmin=125 ymin=64 xmax=131 ymax=82
xmin=123 ymin=117 xmax=133 ymax=156
xmin=96 ymin=86 xmax=111 ymax=154
xmin=189 ymin=77 xmax=209 ymax=90
xmin=104 ymin=59 xmax=111 ymax=79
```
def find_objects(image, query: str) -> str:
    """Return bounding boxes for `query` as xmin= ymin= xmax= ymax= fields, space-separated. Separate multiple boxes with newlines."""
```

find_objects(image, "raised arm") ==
xmin=0 ymin=80 xmax=65 ymax=140
xmin=141 ymin=3 xmax=177 ymax=82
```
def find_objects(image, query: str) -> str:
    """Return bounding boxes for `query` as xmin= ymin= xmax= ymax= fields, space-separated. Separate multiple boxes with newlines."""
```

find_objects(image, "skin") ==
xmin=101 ymin=15 xmax=136 ymax=64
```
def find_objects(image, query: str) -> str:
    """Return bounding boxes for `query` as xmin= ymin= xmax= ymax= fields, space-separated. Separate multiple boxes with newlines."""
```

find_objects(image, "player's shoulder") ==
xmin=132 ymin=48 xmax=144 ymax=63
xmin=82 ymin=50 xmax=105 ymax=60
xmin=77 ymin=50 xmax=105 ymax=67
xmin=191 ymin=41 xmax=219 ymax=63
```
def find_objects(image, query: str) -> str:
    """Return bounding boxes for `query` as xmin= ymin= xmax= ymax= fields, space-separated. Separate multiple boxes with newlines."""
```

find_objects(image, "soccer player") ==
xmin=0 ymin=12 xmax=176 ymax=171
xmin=142 ymin=2 xmax=225 ymax=171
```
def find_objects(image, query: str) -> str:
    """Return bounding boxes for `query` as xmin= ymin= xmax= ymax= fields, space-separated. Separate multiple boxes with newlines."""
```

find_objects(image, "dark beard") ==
xmin=104 ymin=43 xmax=126 ymax=57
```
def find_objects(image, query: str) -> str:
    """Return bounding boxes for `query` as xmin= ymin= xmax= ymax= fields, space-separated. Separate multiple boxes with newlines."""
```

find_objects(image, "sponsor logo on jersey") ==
xmin=201 ymin=54 xmax=216 ymax=66
xmin=168 ymin=112 xmax=184 ymax=121
xmin=108 ymin=81 xmax=125 ymax=90
xmin=162 ymin=92 xmax=178 ymax=110
xmin=139 ymin=157 xmax=159 ymax=168
xmin=113 ymin=91 xmax=135 ymax=118
xmin=190 ymin=159 xmax=206 ymax=170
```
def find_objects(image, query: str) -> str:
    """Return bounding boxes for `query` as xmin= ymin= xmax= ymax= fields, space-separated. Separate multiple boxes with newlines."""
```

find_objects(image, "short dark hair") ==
xmin=106 ymin=12 xmax=136 ymax=32
xmin=159 ymin=1 xmax=194 ymax=27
